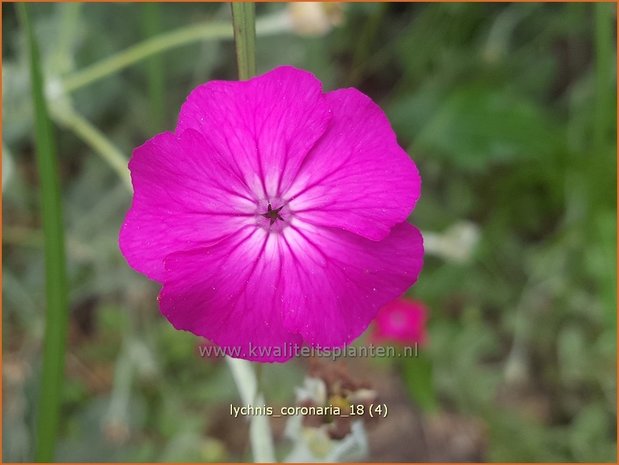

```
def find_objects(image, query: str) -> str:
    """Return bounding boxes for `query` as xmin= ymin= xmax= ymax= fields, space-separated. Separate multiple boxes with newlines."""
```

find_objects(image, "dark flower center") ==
xmin=261 ymin=203 xmax=285 ymax=225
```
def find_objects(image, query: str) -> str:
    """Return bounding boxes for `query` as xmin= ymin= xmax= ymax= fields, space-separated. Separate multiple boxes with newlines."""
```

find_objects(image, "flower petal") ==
xmin=119 ymin=129 xmax=255 ymax=282
xmin=159 ymin=227 xmax=303 ymax=362
xmin=373 ymin=298 xmax=427 ymax=345
xmin=176 ymin=66 xmax=332 ymax=200
xmin=279 ymin=221 xmax=424 ymax=346
xmin=286 ymin=88 xmax=421 ymax=241
xmin=158 ymin=221 xmax=423 ymax=361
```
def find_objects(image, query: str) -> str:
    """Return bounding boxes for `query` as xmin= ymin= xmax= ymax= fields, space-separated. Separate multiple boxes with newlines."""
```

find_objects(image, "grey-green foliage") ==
xmin=2 ymin=2 xmax=616 ymax=462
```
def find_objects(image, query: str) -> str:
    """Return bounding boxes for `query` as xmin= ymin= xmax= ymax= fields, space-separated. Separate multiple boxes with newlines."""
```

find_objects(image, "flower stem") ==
xmin=62 ymin=20 xmax=230 ymax=92
xmin=229 ymin=4 xmax=274 ymax=462
xmin=226 ymin=358 xmax=275 ymax=462
xmin=141 ymin=2 xmax=166 ymax=132
xmin=49 ymin=105 xmax=132 ymax=190
xmin=61 ymin=12 xmax=288 ymax=93
xmin=18 ymin=4 xmax=70 ymax=461
xmin=231 ymin=2 xmax=257 ymax=79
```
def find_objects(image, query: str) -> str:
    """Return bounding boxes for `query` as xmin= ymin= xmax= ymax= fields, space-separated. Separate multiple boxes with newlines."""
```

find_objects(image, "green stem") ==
xmin=231 ymin=2 xmax=257 ymax=79
xmin=593 ymin=2 xmax=613 ymax=153
xmin=50 ymin=106 xmax=132 ymax=190
xmin=142 ymin=3 xmax=165 ymax=131
xmin=226 ymin=358 xmax=275 ymax=462
xmin=18 ymin=4 xmax=70 ymax=462
xmin=229 ymin=4 xmax=274 ymax=462
xmin=62 ymin=20 xmax=229 ymax=92
xmin=62 ymin=12 xmax=288 ymax=93
xmin=56 ymin=10 xmax=289 ymax=195
xmin=51 ymin=3 xmax=82 ymax=75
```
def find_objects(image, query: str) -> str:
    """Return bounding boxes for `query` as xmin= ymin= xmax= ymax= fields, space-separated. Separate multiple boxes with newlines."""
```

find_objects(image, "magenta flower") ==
xmin=371 ymin=298 xmax=427 ymax=346
xmin=119 ymin=66 xmax=423 ymax=362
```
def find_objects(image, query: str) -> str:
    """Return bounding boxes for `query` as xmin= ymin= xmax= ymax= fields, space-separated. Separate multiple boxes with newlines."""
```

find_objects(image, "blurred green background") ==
xmin=2 ymin=2 xmax=617 ymax=462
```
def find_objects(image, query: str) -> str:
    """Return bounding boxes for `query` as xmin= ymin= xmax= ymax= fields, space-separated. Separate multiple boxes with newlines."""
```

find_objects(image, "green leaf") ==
xmin=17 ymin=4 xmax=70 ymax=462
xmin=569 ymin=403 xmax=616 ymax=462
xmin=390 ymin=84 xmax=561 ymax=171
xmin=401 ymin=353 xmax=437 ymax=412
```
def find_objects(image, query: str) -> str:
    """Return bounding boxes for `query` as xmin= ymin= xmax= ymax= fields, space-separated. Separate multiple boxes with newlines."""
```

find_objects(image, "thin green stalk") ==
xmin=62 ymin=12 xmax=288 ymax=93
xmin=231 ymin=2 xmax=257 ymax=79
xmin=62 ymin=20 xmax=230 ymax=92
xmin=51 ymin=3 xmax=82 ymax=75
xmin=50 ymin=106 xmax=132 ymax=190
xmin=18 ymin=4 xmax=69 ymax=462
xmin=229 ymin=4 xmax=274 ymax=462
xmin=593 ymin=2 xmax=613 ymax=153
xmin=142 ymin=3 xmax=165 ymax=131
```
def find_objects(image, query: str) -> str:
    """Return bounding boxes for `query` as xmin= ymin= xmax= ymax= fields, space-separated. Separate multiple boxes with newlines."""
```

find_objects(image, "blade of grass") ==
xmin=142 ymin=3 xmax=165 ymax=131
xmin=231 ymin=2 xmax=257 ymax=79
xmin=17 ymin=4 xmax=69 ymax=462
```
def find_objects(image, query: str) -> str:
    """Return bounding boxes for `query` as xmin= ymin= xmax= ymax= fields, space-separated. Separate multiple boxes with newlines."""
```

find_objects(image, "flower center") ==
xmin=261 ymin=203 xmax=285 ymax=226
xmin=255 ymin=198 xmax=291 ymax=232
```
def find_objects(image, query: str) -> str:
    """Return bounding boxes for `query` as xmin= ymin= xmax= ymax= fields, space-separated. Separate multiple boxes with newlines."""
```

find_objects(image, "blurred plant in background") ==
xmin=2 ymin=2 xmax=616 ymax=462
